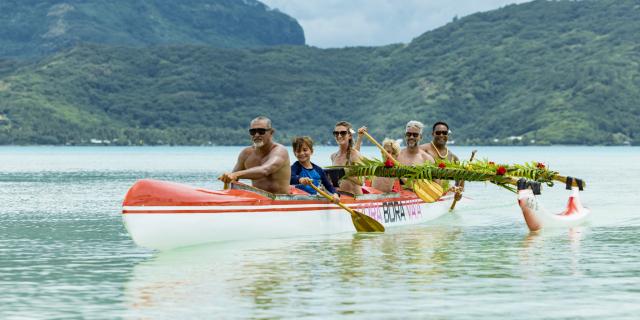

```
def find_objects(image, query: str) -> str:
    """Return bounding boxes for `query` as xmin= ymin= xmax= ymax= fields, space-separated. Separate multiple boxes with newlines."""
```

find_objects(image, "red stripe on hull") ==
xmin=122 ymin=179 xmax=453 ymax=215
xmin=122 ymin=206 xmax=341 ymax=214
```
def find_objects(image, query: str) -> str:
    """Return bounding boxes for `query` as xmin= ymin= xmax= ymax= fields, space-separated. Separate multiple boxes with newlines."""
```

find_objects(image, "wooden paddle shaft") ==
xmin=307 ymin=183 xmax=385 ymax=232
xmin=459 ymin=150 xmax=477 ymax=188
xmin=363 ymin=131 xmax=398 ymax=163
xmin=308 ymin=184 xmax=352 ymax=214
xmin=308 ymin=184 xmax=363 ymax=218
xmin=450 ymin=150 xmax=477 ymax=210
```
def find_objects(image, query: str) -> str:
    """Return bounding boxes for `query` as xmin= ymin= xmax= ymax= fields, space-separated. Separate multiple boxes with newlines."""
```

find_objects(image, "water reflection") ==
xmin=519 ymin=227 xmax=588 ymax=279
xmin=123 ymin=227 xmax=462 ymax=318
xmin=3 ymin=146 xmax=640 ymax=319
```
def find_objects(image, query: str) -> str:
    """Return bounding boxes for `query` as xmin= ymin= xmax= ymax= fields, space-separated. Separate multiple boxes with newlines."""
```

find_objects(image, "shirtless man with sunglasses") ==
xmin=421 ymin=121 xmax=462 ymax=195
xmin=420 ymin=121 xmax=459 ymax=163
xmin=398 ymin=120 xmax=435 ymax=166
xmin=218 ymin=116 xmax=291 ymax=194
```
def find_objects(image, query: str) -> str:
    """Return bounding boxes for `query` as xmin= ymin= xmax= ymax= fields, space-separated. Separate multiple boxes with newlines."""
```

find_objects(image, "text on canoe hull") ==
xmin=360 ymin=201 xmax=423 ymax=224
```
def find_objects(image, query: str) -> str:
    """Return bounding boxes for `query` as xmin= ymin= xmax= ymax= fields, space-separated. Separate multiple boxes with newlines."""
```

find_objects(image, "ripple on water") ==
xmin=1 ymin=146 xmax=640 ymax=319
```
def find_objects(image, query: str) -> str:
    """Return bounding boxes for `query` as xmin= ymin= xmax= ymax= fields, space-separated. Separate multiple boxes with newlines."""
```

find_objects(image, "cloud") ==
xmin=262 ymin=0 xmax=531 ymax=48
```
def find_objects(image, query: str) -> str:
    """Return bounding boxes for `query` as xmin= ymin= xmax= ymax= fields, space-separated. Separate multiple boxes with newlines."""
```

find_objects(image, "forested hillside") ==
xmin=382 ymin=0 xmax=640 ymax=145
xmin=0 ymin=0 xmax=304 ymax=58
xmin=0 ymin=0 xmax=638 ymax=145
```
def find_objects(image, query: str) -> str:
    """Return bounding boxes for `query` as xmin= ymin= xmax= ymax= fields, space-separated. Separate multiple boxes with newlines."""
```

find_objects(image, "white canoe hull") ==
xmin=123 ymin=196 xmax=454 ymax=251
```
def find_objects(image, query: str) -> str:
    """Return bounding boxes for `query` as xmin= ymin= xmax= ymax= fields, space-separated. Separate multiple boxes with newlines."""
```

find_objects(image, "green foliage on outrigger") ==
xmin=340 ymin=157 xmax=559 ymax=193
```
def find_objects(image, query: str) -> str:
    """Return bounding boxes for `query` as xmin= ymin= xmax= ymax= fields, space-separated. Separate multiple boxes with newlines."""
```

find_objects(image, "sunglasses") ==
xmin=434 ymin=130 xmax=449 ymax=136
xmin=405 ymin=132 xmax=420 ymax=138
xmin=249 ymin=128 xmax=271 ymax=136
xmin=333 ymin=130 xmax=349 ymax=137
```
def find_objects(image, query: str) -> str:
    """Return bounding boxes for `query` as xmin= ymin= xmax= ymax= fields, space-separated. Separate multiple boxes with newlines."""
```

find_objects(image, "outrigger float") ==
xmin=122 ymin=179 xmax=457 ymax=250
xmin=517 ymin=177 xmax=590 ymax=231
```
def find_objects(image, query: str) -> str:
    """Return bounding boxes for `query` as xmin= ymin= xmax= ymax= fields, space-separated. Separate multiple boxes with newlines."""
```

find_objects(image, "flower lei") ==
xmin=339 ymin=157 xmax=561 ymax=193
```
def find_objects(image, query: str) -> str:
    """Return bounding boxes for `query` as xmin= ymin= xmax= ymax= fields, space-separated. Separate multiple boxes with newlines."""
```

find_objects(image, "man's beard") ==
xmin=252 ymin=140 xmax=264 ymax=148
xmin=406 ymin=139 xmax=417 ymax=147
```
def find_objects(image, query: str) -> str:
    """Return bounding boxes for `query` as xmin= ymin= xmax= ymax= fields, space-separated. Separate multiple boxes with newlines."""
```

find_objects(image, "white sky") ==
xmin=261 ymin=0 xmax=531 ymax=48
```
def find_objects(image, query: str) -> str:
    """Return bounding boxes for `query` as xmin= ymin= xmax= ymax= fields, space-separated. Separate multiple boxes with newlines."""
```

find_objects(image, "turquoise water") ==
xmin=1 ymin=146 xmax=638 ymax=319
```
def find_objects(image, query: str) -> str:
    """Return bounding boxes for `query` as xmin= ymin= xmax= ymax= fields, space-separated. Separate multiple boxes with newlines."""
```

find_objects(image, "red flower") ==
xmin=438 ymin=162 xmax=446 ymax=169
xmin=496 ymin=166 xmax=507 ymax=175
xmin=536 ymin=162 xmax=546 ymax=169
xmin=488 ymin=161 xmax=495 ymax=165
xmin=384 ymin=158 xmax=395 ymax=168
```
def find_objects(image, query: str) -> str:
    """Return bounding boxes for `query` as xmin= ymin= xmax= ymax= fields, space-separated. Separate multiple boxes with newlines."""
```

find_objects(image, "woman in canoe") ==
xmin=330 ymin=121 xmax=363 ymax=195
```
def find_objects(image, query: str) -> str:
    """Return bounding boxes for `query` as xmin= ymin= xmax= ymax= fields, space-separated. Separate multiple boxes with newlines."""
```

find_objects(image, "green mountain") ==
xmin=0 ymin=0 xmax=304 ymax=58
xmin=0 ymin=0 xmax=638 ymax=145
xmin=382 ymin=0 xmax=640 ymax=145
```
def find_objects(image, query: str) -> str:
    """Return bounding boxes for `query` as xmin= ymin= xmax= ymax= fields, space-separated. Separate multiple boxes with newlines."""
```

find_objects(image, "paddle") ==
xmin=360 ymin=131 xmax=397 ymax=166
xmin=307 ymin=183 xmax=385 ymax=232
xmin=449 ymin=149 xmax=477 ymax=211
xmin=360 ymin=131 xmax=444 ymax=203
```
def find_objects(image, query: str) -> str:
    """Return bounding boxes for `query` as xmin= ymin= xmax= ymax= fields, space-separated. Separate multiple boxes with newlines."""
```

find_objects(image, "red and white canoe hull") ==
xmin=122 ymin=180 xmax=454 ymax=250
xmin=518 ymin=187 xmax=590 ymax=229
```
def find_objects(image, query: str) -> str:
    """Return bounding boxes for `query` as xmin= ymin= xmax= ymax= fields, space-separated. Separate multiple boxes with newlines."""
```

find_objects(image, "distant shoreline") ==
xmin=0 ymin=144 xmax=636 ymax=148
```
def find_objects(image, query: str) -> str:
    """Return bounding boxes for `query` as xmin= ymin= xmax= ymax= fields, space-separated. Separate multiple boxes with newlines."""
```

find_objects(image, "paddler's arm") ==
xmin=290 ymin=162 xmax=304 ymax=185
xmin=344 ymin=150 xmax=364 ymax=185
xmin=232 ymin=148 xmax=249 ymax=172
xmin=423 ymin=152 xmax=435 ymax=164
xmin=317 ymin=166 xmax=337 ymax=194
xmin=218 ymin=148 xmax=250 ymax=183
xmin=422 ymin=152 xmax=441 ymax=185
xmin=451 ymin=153 xmax=462 ymax=188
xmin=223 ymin=147 xmax=289 ymax=181
xmin=354 ymin=126 xmax=367 ymax=151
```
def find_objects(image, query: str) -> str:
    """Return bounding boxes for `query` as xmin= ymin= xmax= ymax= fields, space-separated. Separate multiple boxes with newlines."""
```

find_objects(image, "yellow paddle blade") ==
xmin=350 ymin=209 xmax=386 ymax=232
xmin=413 ymin=180 xmax=444 ymax=203
xmin=307 ymin=183 xmax=385 ymax=232
xmin=432 ymin=181 xmax=444 ymax=196
xmin=414 ymin=185 xmax=436 ymax=202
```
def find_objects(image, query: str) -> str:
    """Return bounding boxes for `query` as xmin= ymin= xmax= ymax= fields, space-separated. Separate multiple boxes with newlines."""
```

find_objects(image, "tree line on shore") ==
xmin=0 ymin=0 xmax=638 ymax=146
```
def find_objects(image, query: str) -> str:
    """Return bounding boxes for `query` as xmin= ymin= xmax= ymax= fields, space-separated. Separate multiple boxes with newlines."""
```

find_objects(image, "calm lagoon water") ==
xmin=1 ymin=146 xmax=638 ymax=319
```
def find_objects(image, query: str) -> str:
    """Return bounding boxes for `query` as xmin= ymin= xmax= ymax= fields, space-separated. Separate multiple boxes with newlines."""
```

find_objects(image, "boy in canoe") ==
xmin=290 ymin=136 xmax=339 ymax=201
xmin=218 ymin=116 xmax=291 ymax=194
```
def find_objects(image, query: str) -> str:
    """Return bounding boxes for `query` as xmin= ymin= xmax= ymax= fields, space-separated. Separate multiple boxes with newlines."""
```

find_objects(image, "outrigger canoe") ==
xmin=122 ymin=179 xmax=456 ymax=250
